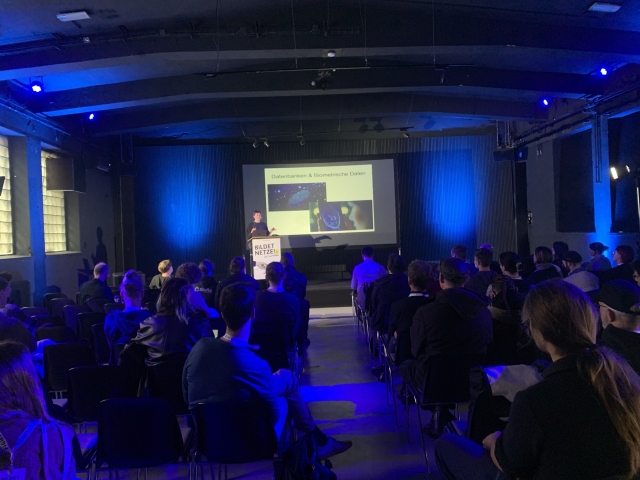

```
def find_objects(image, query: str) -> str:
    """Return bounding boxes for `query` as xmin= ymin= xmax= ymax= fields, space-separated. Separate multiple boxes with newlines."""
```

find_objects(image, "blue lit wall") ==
xmin=134 ymin=137 xmax=514 ymax=276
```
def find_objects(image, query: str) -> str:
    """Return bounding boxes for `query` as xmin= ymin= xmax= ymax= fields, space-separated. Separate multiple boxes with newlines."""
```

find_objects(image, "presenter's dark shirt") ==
xmin=246 ymin=221 xmax=270 ymax=239
xmin=494 ymin=355 xmax=629 ymax=480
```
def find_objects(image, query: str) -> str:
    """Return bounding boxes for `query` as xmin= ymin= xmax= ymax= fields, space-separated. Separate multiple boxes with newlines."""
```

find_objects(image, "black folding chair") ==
xmin=103 ymin=302 xmax=125 ymax=315
xmin=36 ymin=326 xmax=79 ymax=343
xmin=91 ymin=324 xmax=111 ymax=364
xmin=27 ymin=314 xmax=62 ymax=332
xmin=67 ymin=365 xmax=127 ymax=426
xmin=249 ymin=332 xmax=299 ymax=375
xmin=43 ymin=293 xmax=67 ymax=313
xmin=92 ymin=398 xmax=187 ymax=479
xmin=191 ymin=400 xmax=280 ymax=480
xmin=51 ymin=298 xmax=75 ymax=322
xmin=77 ymin=312 xmax=106 ymax=344
xmin=43 ymin=343 xmax=95 ymax=397
xmin=147 ymin=353 xmax=190 ymax=415
xmin=63 ymin=304 xmax=91 ymax=334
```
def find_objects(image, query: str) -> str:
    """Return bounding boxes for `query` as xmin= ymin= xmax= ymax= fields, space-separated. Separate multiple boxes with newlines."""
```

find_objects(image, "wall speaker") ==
xmin=45 ymin=157 xmax=86 ymax=193
xmin=0 ymin=176 xmax=4 ymax=197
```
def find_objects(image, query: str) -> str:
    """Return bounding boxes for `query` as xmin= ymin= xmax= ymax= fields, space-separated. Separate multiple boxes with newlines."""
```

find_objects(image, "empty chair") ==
xmin=103 ymin=303 xmax=125 ymax=315
xmin=77 ymin=312 xmax=105 ymax=344
xmin=26 ymin=314 xmax=62 ymax=332
xmin=50 ymin=298 xmax=75 ymax=321
xmin=86 ymin=297 xmax=110 ymax=314
xmin=36 ymin=326 xmax=78 ymax=343
xmin=93 ymin=398 xmax=185 ymax=476
xmin=43 ymin=343 xmax=95 ymax=394
xmin=67 ymin=365 xmax=127 ymax=424
xmin=19 ymin=306 xmax=48 ymax=320
xmin=62 ymin=304 xmax=91 ymax=334
xmin=192 ymin=400 xmax=279 ymax=478
xmin=147 ymin=353 xmax=189 ymax=415
xmin=43 ymin=292 xmax=67 ymax=313
xmin=91 ymin=323 xmax=111 ymax=364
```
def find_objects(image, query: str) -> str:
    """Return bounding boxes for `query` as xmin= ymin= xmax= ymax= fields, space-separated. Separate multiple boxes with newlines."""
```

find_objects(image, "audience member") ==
xmin=401 ymin=257 xmax=492 ymax=437
xmin=149 ymin=259 xmax=173 ymax=290
xmin=281 ymin=252 xmax=307 ymax=301
xmin=552 ymin=240 xmax=569 ymax=277
xmin=585 ymin=242 xmax=612 ymax=272
xmin=213 ymin=256 xmax=259 ymax=311
xmin=486 ymin=275 xmax=523 ymax=366
xmin=388 ymin=260 xmax=434 ymax=365
xmin=370 ymin=253 xmax=411 ymax=335
xmin=351 ymin=246 xmax=387 ymax=308
xmin=465 ymin=248 xmax=497 ymax=296
xmin=79 ymin=262 xmax=114 ymax=304
xmin=598 ymin=245 xmax=635 ymax=284
xmin=526 ymin=246 xmax=561 ymax=284
xmin=122 ymin=277 xmax=213 ymax=367
xmin=0 ymin=341 xmax=76 ymax=478
xmin=0 ymin=272 xmax=18 ymax=315
xmin=498 ymin=251 xmax=530 ymax=295
xmin=597 ymin=280 xmax=640 ymax=375
xmin=632 ymin=260 xmax=640 ymax=287
xmin=0 ymin=278 xmax=35 ymax=351
xmin=176 ymin=262 xmax=214 ymax=319
xmin=194 ymin=259 xmax=217 ymax=308
xmin=435 ymin=280 xmax=640 ymax=480
xmin=104 ymin=270 xmax=151 ymax=348
xmin=182 ymin=283 xmax=352 ymax=458
xmin=253 ymin=262 xmax=301 ymax=349
xmin=451 ymin=244 xmax=478 ymax=275
xmin=478 ymin=244 xmax=502 ymax=274
xmin=562 ymin=251 xmax=599 ymax=293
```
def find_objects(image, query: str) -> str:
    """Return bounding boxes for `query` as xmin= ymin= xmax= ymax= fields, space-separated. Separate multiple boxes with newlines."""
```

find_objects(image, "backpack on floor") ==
xmin=280 ymin=432 xmax=337 ymax=480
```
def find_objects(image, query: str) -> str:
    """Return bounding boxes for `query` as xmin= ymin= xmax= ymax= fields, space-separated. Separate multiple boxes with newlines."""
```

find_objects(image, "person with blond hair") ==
xmin=435 ymin=279 xmax=640 ymax=480
xmin=149 ymin=259 xmax=173 ymax=290
xmin=0 ymin=341 xmax=76 ymax=478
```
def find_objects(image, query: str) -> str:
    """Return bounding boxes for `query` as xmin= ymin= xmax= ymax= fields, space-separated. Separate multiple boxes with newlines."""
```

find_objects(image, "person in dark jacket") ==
xmin=213 ymin=256 xmax=260 ymax=311
xmin=79 ymin=262 xmax=114 ymax=304
xmin=465 ymin=248 xmax=497 ymax=297
xmin=498 ymin=251 xmax=530 ymax=295
xmin=281 ymin=252 xmax=307 ymax=301
xmin=400 ymin=257 xmax=492 ymax=437
xmin=527 ymin=246 xmax=562 ymax=285
xmin=597 ymin=280 xmax=640 ymax=375
xmin=552 ymin=240 xmax=569 ymax=277
xmin=194 ymin=259 xmax=217 ymax=308
xmin=253 ymin=262 xmax=301 ymax=350
xmin=0 ymin=277 xmax=35 ymax=351
xmin=122 ymin=277 xmax=213 ymax=367
xmin=370 ymin=253 xmax=411 ymax=334
xmin=597 ymin=245 xmax=635 ymax=285
xmin=148 ymin=259 xmax=173 ymax=290
xmin=104 ymin=270 xmax=151 ymax=348
xmin=487 ymin=275 xmax=523 ymax=366
xmin=388 ymin=260 xmax=434 ymax=365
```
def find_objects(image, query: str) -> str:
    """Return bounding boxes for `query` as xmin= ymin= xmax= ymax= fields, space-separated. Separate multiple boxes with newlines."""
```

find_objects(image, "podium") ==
xmin=248 ymin=236 xmax=281 ymax=280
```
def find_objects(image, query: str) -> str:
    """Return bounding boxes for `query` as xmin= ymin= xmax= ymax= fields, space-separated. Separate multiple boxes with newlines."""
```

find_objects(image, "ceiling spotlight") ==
xmin=263 ymin=139 xmax=270 ymax=147
xmin=600 ymin=67 xmax=608 ymax=76
xmin=626 ymin=165 xmax=631 ymax=173
xmin=252 ymin=138 xmax=258 ymax=148
xmin=611 ymin=167 xmax=619 ymax=180
xmin=82 ymin=37 xmax=91 ymax=44
xmin=542 ymin=99 xmax=549 ymax=106
xmin=403 ymin=132 xmax=410 ymax=139
xmin=299 ymin=136 xmax=306 ymax=146
xmin=327 ymin=50 xmax=336 ymax=58
xmin=88 ymin=113 xmax=95 ymax=120
xmin=30 ymin=78 xmax=43 ymax=93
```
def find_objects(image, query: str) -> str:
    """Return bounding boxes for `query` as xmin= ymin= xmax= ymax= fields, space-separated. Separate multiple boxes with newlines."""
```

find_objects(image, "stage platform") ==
xmin=306 ymin=279 xmax=353 ymax=308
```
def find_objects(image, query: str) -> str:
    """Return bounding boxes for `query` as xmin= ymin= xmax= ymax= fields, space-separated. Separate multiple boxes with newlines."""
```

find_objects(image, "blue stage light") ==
xmin=88 ymin=113 xmax=95 ymax=120
xmin=30 ymin=80 xmax=43 ymax=93
xmin=542 ymin=99 xmax=549 ymax=106
xmin=600 ymin=67 xmax=608 ymax=76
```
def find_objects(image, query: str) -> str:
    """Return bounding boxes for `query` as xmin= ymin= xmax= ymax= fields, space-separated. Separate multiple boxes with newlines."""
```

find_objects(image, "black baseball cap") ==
xmin=562 ymin=251 xmax=583 ymax=263
xmin=597 ymin=280 xmax=640 ymax=315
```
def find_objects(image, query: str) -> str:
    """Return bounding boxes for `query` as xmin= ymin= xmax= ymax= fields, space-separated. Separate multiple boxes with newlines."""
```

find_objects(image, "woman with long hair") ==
xmin=435 ymin=280 xmax=640 ymax=480
xmin=0 ymin=341 xmax=75 ymax=478
xmin=527 ymin=246 xmax=562 ymax=284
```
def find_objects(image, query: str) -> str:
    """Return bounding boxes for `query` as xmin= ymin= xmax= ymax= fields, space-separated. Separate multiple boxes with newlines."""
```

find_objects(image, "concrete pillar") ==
xmin=25 ymin=137 xmax=46 ymax=305
xmin=591 ymin=115 xmax=612 ymax=240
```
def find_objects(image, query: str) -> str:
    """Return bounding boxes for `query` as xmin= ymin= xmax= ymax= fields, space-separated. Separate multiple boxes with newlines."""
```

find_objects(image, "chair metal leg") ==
xmin=415 ymin=405 xmax=431 ymax=473
xmin=225 ymin=465 xmax=228 ymax=480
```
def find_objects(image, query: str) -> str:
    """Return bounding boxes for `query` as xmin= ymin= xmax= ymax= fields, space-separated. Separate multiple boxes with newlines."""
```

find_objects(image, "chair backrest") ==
xmin=147 ymin=353 xmax=189 ymax=415
xmin=194 ymin=400 xmax=278 ymax=464
xmin=97 ymin=398 xmax=184 ymax=468
xmin=43 ymin=293 xmax=67 ymax=313
xmin=421 ymin=353 xmax=485 ymax=405
xmin=142 ymin=289 xmax=160 ymax=306
xmin=86 ymin=297 xmax=110 ymax=313
xmin=103 ymin=303 xmax=125 ymax=315
xmin=27 ymin=314 xmax=61 ymax=332
xmin=20 ymin=307 xmax=49 ymax=319
xmin=91 ymin=323 xmax=111 ymax=364
xmin=67 ymin=365 xmax=127 ymax=423
xmin=248 ymin=332 xmax=289 ymax=372
xmin=43 ymin=343 xmax=95 ymax=391
xmin=363 ymin=282 xmax=375 ymax=314
xmin=63 ymin=304 xmax=91 ymax=334
xmin=77 ymin=312 xmax=106 ymax=343
xmin=51 ymin=298 xmax=75 ymax=321
xmin=36 ymin=326 xmax=79 ymax=343
xmin=110 ymin=343 xmax=126 ymax=365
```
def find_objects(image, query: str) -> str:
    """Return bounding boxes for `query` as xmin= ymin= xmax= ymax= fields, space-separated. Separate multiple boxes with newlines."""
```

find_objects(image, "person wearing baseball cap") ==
xmin=562 ymin=251 xmax=599 ymax=293
xmin=597 ymin=280 xmax=640 ymax=375
xmin=586 ymin=242 xmax=612 ymax=272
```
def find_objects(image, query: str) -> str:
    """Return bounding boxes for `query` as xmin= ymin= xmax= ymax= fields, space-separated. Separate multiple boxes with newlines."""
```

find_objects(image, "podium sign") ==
xmin=250 ymin=236 xmax=281 ymax=280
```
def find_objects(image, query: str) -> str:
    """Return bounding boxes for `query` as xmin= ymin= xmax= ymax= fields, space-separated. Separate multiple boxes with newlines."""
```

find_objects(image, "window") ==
xmin=41 ymin=152 xmax=66 ymax=252
xmin=0 ymin=136 xmax=12 ymax=255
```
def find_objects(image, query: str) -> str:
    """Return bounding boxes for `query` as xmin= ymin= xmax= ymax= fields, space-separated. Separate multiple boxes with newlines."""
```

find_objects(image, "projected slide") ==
xmin=242 ymin=159 xmax=397 ymax=248
xmin=264 ymin=164 xmax=374 ymax=236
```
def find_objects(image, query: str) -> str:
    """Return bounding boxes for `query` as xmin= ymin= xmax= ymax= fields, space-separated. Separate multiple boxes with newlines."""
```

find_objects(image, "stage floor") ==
xmin=306 ymin=279 xmax=353 ymax=308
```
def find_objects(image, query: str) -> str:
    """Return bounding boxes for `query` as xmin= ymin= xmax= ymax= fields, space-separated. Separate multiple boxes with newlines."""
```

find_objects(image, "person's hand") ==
xmin=251 ymin=227 xmax=256 ymax=233
xmin=482 ymin=431 xmax=501 ymax=451
xmin=270 ymin=227 xmax=276 ymax=232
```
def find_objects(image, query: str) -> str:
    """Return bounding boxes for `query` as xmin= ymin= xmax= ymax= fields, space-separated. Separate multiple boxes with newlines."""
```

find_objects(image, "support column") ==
xmin=591 ymin=115 xmax=612 ymax=239
xmin=25 ymin=137 xmax=46 ymax=305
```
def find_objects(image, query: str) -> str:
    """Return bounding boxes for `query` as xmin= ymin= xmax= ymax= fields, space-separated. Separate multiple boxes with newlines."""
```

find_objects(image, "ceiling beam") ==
xmin=35 ymin=66 xmax=600 ymax=117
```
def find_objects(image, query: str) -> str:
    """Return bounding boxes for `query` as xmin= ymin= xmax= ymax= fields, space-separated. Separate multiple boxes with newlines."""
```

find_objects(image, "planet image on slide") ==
xmin=319 ymin=203 xmax=342 ymax=230
xmin=288 ymin=188 xmax=311 ymax=207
